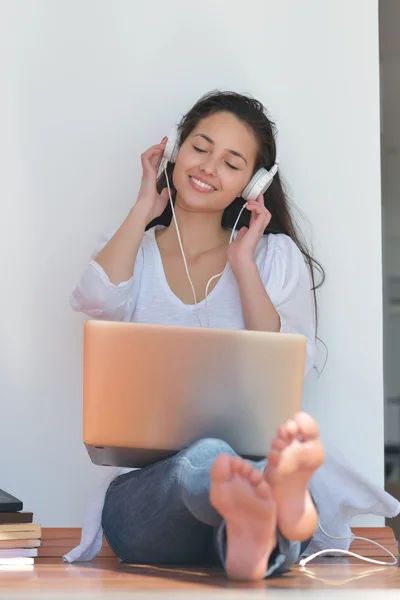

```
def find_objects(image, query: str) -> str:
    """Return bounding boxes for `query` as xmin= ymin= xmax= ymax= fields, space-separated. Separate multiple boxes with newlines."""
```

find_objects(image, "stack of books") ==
xmin=0 ymin=512 xmax=41 ymax=567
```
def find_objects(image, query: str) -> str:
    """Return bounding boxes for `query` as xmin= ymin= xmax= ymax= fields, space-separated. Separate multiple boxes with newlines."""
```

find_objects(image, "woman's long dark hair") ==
xmin=148 ymin=90 xmax=325 ymax=329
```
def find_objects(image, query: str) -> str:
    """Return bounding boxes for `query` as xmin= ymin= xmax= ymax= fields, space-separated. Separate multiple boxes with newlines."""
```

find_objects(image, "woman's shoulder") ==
xmin=142 ymin=226 xmax=157 ymax=247
xmin=257 ymin=233 xmax=307 ymax=286
xmin=257 ymin=232 xmax=303 ymax=262
xmin=91 ymin=225 xmax=158 ymax=258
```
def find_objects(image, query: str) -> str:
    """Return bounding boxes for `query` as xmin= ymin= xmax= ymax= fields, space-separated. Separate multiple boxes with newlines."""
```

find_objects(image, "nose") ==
xmin=199 ymin=154 xmax=217 ymax=177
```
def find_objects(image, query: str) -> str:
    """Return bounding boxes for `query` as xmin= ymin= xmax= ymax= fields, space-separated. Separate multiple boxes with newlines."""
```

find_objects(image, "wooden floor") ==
xmin=0 ymin=557 xmax=399 ymax=598
xmin=0 ymin=528 xmax=398 ymax=598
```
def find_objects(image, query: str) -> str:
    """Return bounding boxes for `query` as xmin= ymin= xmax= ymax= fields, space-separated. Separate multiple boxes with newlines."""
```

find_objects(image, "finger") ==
xmin=243 ymin=222 xmax=264 ymax=252
xmin=146 ymin=142 xmax=166 ymax=154
xmin=250 ymin=207 xmax=257 ymax=227
xmin=235 ymin=226 xmax=248 ymax=241
xmin=142 ymin=146 xmax=165 ymax=173
xmin=246 ymin=203 xmax=271 ymax=230
xmin=153 ymin=138 xmax=168 ymax=168
xmin=141 ymin=144 xmax=165 ymax=164
xmin=246 ymin=202 xmax=262 ymax=227
xmin=152 ymin=150 xmax=165 ymax=171
xmin=248 ymin=211 xmax=270 ymax=240
xmin=245 ymin=203 xmax=266 ymax=215
xmin=246 ymin=199 xmax=267 ymax=210
xmin=246 ymin=196 xmax=264 ymax=206
xmin=264 ymin=208 xmax=272 ymax=228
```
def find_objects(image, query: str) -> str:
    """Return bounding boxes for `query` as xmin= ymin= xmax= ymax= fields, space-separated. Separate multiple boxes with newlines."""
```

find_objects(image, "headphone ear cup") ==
xmin=241 ymin=168 xmax=274 ymax=201
xmin=163 ymin=126 xmax=180 ymax=163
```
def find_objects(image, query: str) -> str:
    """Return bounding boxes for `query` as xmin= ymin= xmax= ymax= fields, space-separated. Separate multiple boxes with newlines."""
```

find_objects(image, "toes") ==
xmin=241 ymin=461 xmax=253 ymax=478
xmin=212 ymin=456 xmax=267 ymax=490
xmin=255 ymin=480 xmax=272 ymax=501
xmin=231 ymin=458 xmax=264 ymax=487
xmin=277 ymin=419 xmax=298 ymax=443
xmin=267 ymin=449 xmax=280 ymax=468
xmin=294 ymin=412 xmax=320 ymax=440
xmin=210 ymin=454 xmax=233 ymax=483
xmin=249 ymin=469 xmax=263 ymax=486
xmin=285 ymin=419 xmax=299 ymax=439
xmin=271 ymin=437 xmax=287 ymax=452
xmin=277 ymin=424 xmax=289 ymax=441
xmin=231 ymin=456 xmax=244 ymax=475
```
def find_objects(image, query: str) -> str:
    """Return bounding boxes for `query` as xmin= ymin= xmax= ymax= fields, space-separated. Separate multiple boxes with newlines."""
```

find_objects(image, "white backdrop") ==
xmin=0 ymin=0 xmax=383 ymax=526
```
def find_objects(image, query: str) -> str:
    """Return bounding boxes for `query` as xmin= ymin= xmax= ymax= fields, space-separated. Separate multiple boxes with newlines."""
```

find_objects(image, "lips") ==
xmin=189 ymin=176 xmax=217 ymax=192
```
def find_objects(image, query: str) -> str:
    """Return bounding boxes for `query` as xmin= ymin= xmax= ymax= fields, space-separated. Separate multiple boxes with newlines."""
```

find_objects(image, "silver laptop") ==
xmin=83 ymin=320 xmax=306 ymax=467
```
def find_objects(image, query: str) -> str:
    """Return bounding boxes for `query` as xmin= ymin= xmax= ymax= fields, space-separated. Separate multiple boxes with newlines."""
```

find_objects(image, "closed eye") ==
xmin=193 ymin=145 xmax=239 ymax=170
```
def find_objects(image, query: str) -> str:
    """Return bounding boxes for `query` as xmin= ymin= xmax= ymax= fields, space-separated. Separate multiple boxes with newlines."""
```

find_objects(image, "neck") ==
xmin=160 ymin=197 xmax=229 ymax=257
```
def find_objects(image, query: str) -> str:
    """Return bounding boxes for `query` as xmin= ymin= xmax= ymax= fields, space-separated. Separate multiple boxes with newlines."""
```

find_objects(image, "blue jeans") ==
xmin=102 ymin=438 xmax=305 ymax=578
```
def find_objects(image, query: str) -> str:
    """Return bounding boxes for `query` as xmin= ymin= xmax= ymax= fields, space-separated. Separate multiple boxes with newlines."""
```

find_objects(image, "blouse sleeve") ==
xmin=70 ymin=231 xmax=144 ymax=322
xmin=262 ymin=234 xmax=317 ymax=375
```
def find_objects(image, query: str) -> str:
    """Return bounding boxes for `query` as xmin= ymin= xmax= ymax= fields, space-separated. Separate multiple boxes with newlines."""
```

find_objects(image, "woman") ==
xmin=70 ymin=90 xmax=326 ymax=580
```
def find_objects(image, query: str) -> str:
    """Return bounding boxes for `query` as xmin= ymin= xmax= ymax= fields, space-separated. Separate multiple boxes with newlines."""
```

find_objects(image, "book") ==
xmin=0 ymin=539 xmax=40 ymax=549
xmin=0 ymin=557 xmax=34 ymax=566
xmin=0 ymin=524 xmax=41 ymax=540
xmin=0 ymin=513 xmax=33 ymax=525
xmin=0 ymin=548 xmax=37 ymax=558
xmin=0 ymin=524 xmax=40 ymax=533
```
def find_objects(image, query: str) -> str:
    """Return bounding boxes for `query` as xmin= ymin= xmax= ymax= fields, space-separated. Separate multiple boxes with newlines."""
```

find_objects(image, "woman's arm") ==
xmin=70 ymin=140 xmax=169 ymax=320
xmin=95 ymin=140 xmax=169 ymax=285
xmin=229 ymin=196 xmax=281 ymax=331
xmin=70 ymin=226 xmax=144 ymax=321
xmin=228 ymin=197 xmax=316 ymax=374
xmin=234 ymin=263 xmax=281 ymax=332
xmin=233 ymin=237 xmax=316 ymax=374
xmin=94 ymin=203 xmax=148 ymax=285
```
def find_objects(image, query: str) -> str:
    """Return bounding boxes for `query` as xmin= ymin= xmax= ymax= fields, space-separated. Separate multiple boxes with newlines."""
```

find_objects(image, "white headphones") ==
xmin=162 ymin=126 xmax=279 ymax=201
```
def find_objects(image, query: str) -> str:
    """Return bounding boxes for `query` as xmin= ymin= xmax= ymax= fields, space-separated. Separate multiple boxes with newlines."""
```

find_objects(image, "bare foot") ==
xmin=265 ymin=412 xmax=325 ymax=542
xmin=210 ymin=454 xmax=277 ymax=581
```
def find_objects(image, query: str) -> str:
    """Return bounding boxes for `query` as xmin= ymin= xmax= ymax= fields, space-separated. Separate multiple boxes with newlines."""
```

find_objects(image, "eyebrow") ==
xmin=193 ymin=133 xmax=248 ymax=165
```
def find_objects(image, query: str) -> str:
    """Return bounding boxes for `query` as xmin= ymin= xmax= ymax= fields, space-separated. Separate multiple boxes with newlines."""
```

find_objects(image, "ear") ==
xmin=160 ymin=188 xmax=169 ymax=202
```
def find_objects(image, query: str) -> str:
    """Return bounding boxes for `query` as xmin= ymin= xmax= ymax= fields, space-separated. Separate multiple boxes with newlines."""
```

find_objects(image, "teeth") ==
xmin=191 ymin=177 xmax=214 ymax=191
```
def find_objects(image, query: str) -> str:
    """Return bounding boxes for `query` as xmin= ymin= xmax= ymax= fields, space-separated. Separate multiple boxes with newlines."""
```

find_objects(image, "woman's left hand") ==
xmin=227 ymin=194 xmax=272 ymax=274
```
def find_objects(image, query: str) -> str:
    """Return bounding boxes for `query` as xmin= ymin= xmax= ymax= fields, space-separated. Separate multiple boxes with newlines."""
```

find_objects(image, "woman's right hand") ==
xmin=135 ymin=137 xmax=170 ymax=224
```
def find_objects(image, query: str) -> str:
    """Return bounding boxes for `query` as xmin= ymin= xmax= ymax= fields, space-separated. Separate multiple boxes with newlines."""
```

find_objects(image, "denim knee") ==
xmin=181 ymin=438 xmax=236 ymax=465
xmin=176 ymin=438 xmax=235 ymax=527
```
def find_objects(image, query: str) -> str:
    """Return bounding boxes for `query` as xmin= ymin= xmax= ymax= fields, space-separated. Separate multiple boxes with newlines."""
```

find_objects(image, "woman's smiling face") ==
xmin=172 ymin=111 xmax=259 ymax=213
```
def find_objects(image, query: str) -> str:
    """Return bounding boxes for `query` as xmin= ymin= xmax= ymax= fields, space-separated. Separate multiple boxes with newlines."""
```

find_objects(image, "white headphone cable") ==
xmin=203 ymin=203 xmax=248 ymax=327
xmin=164 ymin=166 xmax=248 ymax=327
xmin=165 ymin=166 xmax=203 ymax=327
xmin=299 ymin=523 xmax=398 ymax=567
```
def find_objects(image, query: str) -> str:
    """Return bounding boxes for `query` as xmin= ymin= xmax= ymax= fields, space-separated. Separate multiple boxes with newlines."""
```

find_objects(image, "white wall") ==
xmin=0 ymin=0 xmax=383 ymax=526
